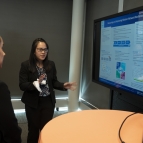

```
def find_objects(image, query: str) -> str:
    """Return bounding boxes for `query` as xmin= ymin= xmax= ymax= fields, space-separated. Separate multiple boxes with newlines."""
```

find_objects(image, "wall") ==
xmin=2 ymin=0 xmax=143 ymax=111
xmin=81 ymin=0 xmax=143 ymax=112
xmin=0 ymin=0 xmax=72 ymax=98
xmin=124 ymin=0 xmax=143 ymax=11
xmin=81 ymin=0 xmax=119 ymax=109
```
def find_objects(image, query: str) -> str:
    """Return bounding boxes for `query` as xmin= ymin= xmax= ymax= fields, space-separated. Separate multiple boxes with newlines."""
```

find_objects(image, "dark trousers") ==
xmin=25 ymin=96 xmax=55 ymax=143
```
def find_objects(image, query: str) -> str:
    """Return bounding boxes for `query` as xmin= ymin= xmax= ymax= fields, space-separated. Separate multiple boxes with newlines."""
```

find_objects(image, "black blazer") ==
xmin=19 ymin=60 xmax=66 ymax=108
xmin=0 ymin=81 xmax=21 ymax=143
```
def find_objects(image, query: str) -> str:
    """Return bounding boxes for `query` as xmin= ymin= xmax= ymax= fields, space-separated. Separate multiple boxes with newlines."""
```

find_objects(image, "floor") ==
xmin=15 ymin=110 xmax=68 ymax=143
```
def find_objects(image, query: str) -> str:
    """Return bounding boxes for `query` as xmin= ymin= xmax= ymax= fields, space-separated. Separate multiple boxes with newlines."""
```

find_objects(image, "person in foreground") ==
xmin=19 ymin=38 xmax=76 ymax=143
xmin=0 ymin=36 xmax=22 ymax=143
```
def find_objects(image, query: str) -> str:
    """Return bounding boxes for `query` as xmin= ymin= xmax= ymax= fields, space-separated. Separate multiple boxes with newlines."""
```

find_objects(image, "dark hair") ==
xmin=29 ymin=38 xmax=50 ymax=72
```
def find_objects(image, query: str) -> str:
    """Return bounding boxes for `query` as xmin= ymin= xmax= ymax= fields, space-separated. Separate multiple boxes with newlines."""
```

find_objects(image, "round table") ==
xmin=38 ymin=110 xmax=143 ymax=143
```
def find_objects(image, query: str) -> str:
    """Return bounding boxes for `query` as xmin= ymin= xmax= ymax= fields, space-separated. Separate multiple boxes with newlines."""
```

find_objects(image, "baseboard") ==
xmin=79 ymin=98 xmax=99 ymax=109
xmin=11 ymin=99 xmax=25 ymax=109
xmin=11 ymin=97 xmax=96 ymax=110
xmin=11 ymin=98 xmax=69 ymax=109
xmin=79 ymin=101 xmax=91 ymax=110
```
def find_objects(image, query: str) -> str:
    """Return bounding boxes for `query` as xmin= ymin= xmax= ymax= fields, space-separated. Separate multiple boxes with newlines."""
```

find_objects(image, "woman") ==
xmin=19 ymin=38 xmax=76 ymax=143
xmin=0 ymin=36 xmax=22 ymax=143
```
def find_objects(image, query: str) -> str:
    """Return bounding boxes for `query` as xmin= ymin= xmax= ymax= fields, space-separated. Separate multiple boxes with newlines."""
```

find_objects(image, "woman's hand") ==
xmin=38 ymin=74 xmax=46 ymax=83
xmin=64 ymin=82 xmax=77 ymax=91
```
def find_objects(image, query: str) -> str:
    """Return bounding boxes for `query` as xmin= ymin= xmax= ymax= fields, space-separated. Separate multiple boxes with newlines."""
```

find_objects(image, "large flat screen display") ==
xmin=92 ymin=6 xmax=143 ymax=98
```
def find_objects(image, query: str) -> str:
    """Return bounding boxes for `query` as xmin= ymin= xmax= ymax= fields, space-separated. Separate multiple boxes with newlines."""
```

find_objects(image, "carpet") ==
xmin=15 ymin=110 xmax=68 ymax=143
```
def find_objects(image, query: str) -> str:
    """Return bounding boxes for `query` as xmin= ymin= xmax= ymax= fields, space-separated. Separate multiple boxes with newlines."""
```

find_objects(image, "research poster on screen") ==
xmin=99 ymin=10 xmax=143 ymax=95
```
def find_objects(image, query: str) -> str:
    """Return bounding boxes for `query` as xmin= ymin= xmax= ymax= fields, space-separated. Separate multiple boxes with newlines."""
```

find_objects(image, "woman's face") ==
xmin=0 ymin=39 xmax=5 ymax=68
xmin=35 ymin=42 xmax=48 ymax=62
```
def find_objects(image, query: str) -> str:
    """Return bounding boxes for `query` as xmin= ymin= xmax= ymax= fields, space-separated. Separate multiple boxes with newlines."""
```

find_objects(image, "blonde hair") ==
xmin=0 ymin=36 xmax=3 ymax=44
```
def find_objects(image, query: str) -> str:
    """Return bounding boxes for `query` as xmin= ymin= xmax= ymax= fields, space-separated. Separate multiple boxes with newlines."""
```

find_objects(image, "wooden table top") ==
xmin=38 ymin=109 xmax=143 ymax=143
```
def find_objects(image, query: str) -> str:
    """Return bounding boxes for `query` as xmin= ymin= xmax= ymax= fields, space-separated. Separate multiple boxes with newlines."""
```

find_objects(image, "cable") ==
xmin=118 ymin=112 xmax=138 ymax=143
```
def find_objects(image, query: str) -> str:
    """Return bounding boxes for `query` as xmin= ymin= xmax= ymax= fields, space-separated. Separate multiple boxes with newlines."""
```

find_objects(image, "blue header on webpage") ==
xmin=103 ymin=10 xmax=143 ymax=28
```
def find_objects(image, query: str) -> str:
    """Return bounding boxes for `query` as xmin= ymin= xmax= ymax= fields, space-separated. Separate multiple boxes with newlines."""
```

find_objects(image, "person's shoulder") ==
xmin=48 ymin=60 xmax=55 ymax=66
xmin=21 ymin=60 xmax=29 ymax=65
xmin=21 ymin=60 xmax=29 ymax=67
xmin=0 ymin=80 xmax=7 ymax=88
xmin=0 ymin=81 xmax=10 ymax=98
